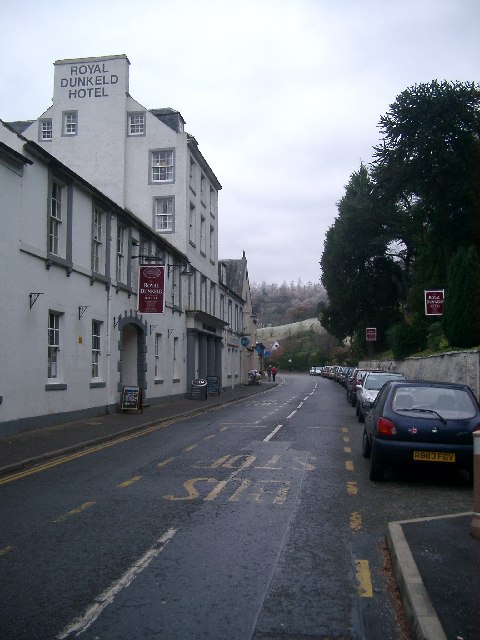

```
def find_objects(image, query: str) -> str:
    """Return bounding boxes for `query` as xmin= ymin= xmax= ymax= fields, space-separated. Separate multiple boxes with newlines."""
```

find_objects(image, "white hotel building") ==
xmin=1 ymin=54 xmax=257 ymax=435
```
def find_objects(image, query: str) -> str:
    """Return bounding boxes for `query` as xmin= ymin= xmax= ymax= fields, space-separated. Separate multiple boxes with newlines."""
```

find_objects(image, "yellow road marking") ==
xmin=164 ymin=478 xmax=216 ymax=501
xmin=0 ymin=546 xmax=14 ymax=556
xmin=157 ymin=457 xmax=175 ymax=468
xmin=343 ymin=436 xmax=350 ymax=443
xmin=0 ymin=419 xmax=177 ymax=485
xmin=341 ymin=428 xmax=348 ymax=433
xmin=345 ymin=460 xmax=354 ymax=471
xmin=203 ymin=434 xmax=215 ymax=440
xmin=344 ymin=447 xmax=352 ymax=453
xmin=355 ymin=560 xmax=373 ymax=597
xmin=117 ymin=475 xmax=141 ymax=488
xmin=205 ymin=479 xmax=232 ymax=501
xmin=184 ymin=444 xmax=197 ymax=452
xmin=350 ymin=512 xmax=362 ymax=531
xmin=54 ymin=501 xmax=96 ymax=523
xmin=347 ymin=481 xmax=358 ymax=495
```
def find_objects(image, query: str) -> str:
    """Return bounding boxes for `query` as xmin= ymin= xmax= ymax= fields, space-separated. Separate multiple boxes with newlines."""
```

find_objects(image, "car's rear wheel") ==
xmin=369 ymin=447 xmax=385 ymax=481
xmin=362 ymin=428 xmax=371 ymax=458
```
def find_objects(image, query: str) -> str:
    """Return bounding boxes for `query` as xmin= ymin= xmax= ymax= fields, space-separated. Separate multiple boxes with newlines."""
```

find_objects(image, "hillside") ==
xmin=251 ymin=281 xmax=327 ymax=326
xmin=256 ymin=318 xmax=327 ymax=342
xmin=255 ymin=317 xmax=338 ymax=370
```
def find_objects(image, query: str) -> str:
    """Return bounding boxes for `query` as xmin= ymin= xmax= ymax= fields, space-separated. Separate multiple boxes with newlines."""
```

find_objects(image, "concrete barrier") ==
xmin=359 ymin=349 xmax=480 ymax=399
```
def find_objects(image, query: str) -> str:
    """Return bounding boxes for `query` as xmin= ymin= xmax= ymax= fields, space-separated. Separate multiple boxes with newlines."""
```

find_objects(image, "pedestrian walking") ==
xmin=271 ymin=366 xmax=277 ymax=382
xmin=267 ymin=365 xmax=272 ymax=381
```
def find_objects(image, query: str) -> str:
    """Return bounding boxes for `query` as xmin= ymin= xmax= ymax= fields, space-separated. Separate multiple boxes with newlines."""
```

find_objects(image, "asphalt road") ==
xmin=0 ymin=374 xmax=473 ymax=639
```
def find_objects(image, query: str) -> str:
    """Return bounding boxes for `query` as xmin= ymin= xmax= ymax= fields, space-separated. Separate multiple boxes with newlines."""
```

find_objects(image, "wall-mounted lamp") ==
xmin=167 ymin=262 xmax=192 ymax=277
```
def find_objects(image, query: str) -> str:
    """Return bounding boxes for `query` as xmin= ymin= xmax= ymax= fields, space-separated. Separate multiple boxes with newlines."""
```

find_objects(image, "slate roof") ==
xmin=220 ymin=254 xmax=248 ymax=299
xmin=5 ymin=121 xmax=34 ymax=135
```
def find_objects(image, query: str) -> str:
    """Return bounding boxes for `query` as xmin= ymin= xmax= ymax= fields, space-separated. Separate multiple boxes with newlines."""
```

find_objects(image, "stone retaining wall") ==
xmin=359 ymin=350 xmax=480 ymax=400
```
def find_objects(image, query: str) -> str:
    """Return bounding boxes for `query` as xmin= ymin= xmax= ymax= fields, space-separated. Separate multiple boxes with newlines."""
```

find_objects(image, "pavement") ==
xmin=1 ymin=381 xmax=478 ymax=640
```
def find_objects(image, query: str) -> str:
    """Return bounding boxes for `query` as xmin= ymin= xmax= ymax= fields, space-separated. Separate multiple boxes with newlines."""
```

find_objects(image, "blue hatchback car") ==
xmin=362 ymin=380 xmax=480 ymax=481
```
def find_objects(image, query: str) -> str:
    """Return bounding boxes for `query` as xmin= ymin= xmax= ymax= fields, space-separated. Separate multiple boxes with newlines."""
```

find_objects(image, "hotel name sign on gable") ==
xmin=60 ymin=62 xmax=119 ymax=99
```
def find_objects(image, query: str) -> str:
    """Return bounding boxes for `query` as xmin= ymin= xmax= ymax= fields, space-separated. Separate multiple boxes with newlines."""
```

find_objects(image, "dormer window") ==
xmin=220 ymin=263 xmax=227 ymax=284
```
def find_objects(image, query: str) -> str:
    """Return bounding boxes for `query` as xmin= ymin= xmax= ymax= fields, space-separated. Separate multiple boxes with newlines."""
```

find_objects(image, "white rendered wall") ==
xmin=0 ymin=123 xmax=190 ymax=433
xmin=24 ymin=55 xmax=130 ymax=206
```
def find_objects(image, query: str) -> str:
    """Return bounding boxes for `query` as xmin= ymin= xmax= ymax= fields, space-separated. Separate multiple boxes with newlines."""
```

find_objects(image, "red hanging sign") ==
xmin=138 ymin=265 xmax=165 ymax=314
xmin=424 ymin=289 xmax=444 ymax=316
xmin=366 ymin=327 xmax=377 ymax=342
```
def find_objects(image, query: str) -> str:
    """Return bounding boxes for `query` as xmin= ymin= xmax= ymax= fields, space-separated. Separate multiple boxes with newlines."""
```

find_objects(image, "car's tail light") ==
xmin=377 ymin=417 xmax=397 ymax=436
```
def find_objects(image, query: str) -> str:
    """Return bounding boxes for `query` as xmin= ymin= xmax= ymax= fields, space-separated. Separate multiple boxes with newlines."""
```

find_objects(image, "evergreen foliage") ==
xmin=320 ymin=80 xmax=480 ymax=358
xmin=320 ymin=164 xmax=403 ymax=351
xmin=387 ymin=318 xmax=428 ymax=360
xmin=442 ymin=245 xmax=480 ymax=347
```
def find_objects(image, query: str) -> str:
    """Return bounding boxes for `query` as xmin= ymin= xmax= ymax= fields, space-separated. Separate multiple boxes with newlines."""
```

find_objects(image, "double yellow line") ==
xmin=342 ymin=426 xmax=373 ymax=598
xmin=0 ymin=419 xmax=175 ymax=486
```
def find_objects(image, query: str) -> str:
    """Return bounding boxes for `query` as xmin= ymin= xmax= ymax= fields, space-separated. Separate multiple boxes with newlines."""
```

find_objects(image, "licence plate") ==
xmin=413 ymin=451 xmax=456 ymax=463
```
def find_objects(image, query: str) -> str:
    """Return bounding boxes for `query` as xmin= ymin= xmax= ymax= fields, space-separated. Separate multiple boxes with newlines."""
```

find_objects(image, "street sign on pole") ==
xmin=424 ymin=289 xmax=445 ymax=316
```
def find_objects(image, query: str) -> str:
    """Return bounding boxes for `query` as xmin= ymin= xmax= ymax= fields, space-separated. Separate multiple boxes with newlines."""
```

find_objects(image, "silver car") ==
xmin=356 ymin=372 xmax=405 ymax=422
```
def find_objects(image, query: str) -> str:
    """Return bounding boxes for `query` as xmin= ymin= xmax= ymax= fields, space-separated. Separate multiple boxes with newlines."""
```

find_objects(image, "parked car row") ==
xmin=309 ymin=366 xmax=323 ymax=376
xmin=320 ymin=365 xmax=354 ymax=385
xmin=322 ymin=365 xmax=480 ymax=482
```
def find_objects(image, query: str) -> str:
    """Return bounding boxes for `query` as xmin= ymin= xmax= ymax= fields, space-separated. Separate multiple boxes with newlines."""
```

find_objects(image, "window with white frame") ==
xmin=116 ymin=224 xmax=127 ymax=283
xmin=209 ymin=225 xmax=215 ymax=262
xmin=189 ymin=157 xmax=196 ymax=192
xmin=91 ymin=320 xmax=102 ymax=379
xmin=40 ymin=119 xmax=52 ymax=141
xmin=155 ymin=333 xmax=162 ymax=379
xmin=62 ymin=111 xmax=78 ymax=136
xmin=209 ymin=282 xmax=216 ymax=316
xmin=154 ymin=197 xmax=174 ymax=232
xmin=139 ymin=237 xmax=149 ymax=259
xmin=154 ymin=244 xmax=165 ymax=263
xmin=171 ymin=265 xmax=179 ymax=307
xmin=173 ymin=336 xmax=179 ymax=379
xmin=128 ymin=113 xmax=145 ymax=136
xmin=200 ymin=276 xmax=207 ymax=311
xmin=189 ymin=203 xmax=196 ymax=244
xmin=200 ymin=215 xmax=206 ymax=254
xmin=220 ymin=263 xmax=227 ymax=285
xmin=187 ymin=268 xmax=194 ymax=309
xmin=219 ymin=294 xmax=225 ymax=321
xmin=92 ymin=207 xmax=105 ymax=274
xmin=209 ymin=186 xmax=217 ymax=218
xmin=48 ymin=312 xmax=61 ymax=379
xmin=151 ymin=149 xmax=174 ymax=182
xmin=49 ymin=178 xmax=64 ymax=256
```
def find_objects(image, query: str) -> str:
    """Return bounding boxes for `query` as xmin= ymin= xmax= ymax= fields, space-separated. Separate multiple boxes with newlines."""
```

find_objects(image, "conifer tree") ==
xmin=442 ymin=246 xmax=480 ymax=347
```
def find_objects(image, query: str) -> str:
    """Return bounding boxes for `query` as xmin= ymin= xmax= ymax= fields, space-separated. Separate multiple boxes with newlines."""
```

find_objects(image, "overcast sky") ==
xmin=2 ymin=0 xmax=479 ymax=285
